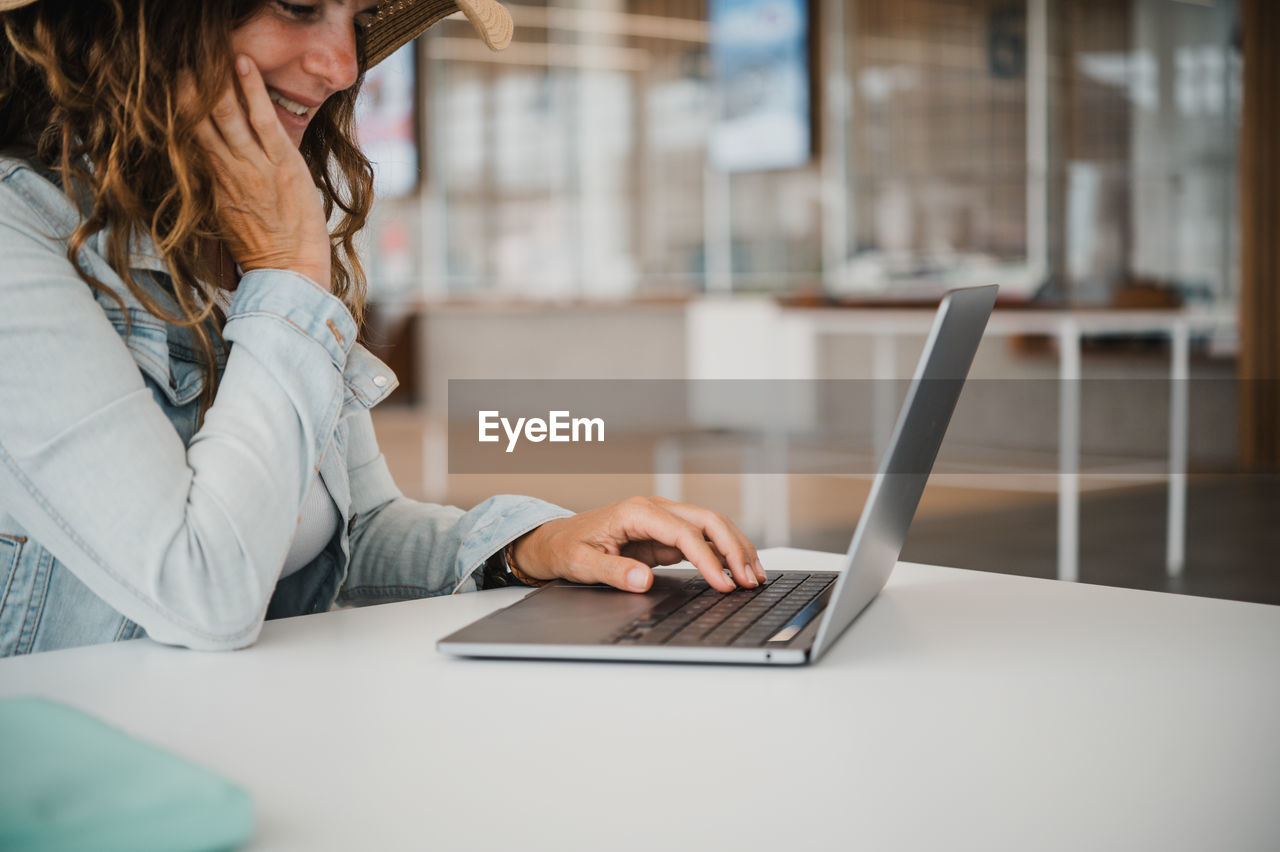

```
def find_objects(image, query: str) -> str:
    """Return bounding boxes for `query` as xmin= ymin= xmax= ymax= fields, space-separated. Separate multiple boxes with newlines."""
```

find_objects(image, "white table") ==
xmin=2 ymin=548 xmax=1277 ymax=851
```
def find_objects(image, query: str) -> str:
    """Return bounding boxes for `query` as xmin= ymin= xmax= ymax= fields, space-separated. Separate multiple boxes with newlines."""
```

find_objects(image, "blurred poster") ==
xmin=355 ymin=43 xmax=418 ymax=199
xmin=709 ymin=0 xmax=811 ymax=172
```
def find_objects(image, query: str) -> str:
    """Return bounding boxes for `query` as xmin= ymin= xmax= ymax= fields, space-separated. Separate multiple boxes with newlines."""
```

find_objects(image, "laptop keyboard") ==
xmin=607 ymin=572 xmax=837 ymax=647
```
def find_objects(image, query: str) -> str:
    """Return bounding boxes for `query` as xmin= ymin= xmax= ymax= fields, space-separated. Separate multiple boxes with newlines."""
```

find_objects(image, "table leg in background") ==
xmin=1058 ymin=319 xmax=1081 ymax=583
xmin=1167 ymin=321 xmax=1189 ymax=577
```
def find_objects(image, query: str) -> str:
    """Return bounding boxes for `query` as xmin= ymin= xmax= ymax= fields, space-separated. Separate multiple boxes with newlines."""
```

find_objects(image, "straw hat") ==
xmin=0 ymin=0 xmax=513 ymax=68
xmin=363 ymin=0 xmax=512 ymax=66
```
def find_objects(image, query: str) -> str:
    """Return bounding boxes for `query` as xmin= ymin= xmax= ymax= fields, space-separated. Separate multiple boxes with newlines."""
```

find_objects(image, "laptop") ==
xmin=438 ymin=284 xmax=999 ymax=665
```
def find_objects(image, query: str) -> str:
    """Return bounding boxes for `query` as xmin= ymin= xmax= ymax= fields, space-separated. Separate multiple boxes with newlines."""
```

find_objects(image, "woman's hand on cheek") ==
xmin=192 ymin=55 xmax=332 ymax=290
xmin=511 ymin=497 xmax=765 ymax=594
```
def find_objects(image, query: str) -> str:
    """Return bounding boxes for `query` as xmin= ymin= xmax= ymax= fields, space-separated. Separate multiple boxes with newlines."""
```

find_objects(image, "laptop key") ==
xmin=650 ymin=590 xmax=702 ymax=617
xmin=772 ymin=574 xmax=808 ymax=587
xmin=636 ymin=627 xmax=678 ymax=645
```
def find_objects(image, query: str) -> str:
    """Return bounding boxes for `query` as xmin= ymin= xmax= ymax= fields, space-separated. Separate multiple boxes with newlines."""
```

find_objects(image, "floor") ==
xmin=372 ymin=409 xmax=1280 ymax=607
xmin=826 ymin=476 xmax=1280 ymax=606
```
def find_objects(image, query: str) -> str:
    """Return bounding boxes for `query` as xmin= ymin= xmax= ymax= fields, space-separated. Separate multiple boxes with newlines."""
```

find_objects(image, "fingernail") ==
xmin=743 ymin=569 xmax=758 ymax=587
xmin=236 ymin=55 xmax=250 ymax=76
xmin=626 ymin=567 xmax=648 ymax=591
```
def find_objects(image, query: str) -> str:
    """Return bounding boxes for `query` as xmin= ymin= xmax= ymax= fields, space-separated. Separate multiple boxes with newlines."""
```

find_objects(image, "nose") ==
xmin=301 ymin=21 xmax=359 ymax=94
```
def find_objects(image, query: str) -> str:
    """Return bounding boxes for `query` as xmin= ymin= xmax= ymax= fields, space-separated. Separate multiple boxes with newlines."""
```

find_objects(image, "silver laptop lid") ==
xmin=809 ymin=284 xmax=998 ymax=661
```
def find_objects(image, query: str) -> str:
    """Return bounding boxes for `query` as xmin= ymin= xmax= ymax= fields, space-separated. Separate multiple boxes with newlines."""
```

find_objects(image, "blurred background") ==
xmin=352 ymin=0 xmax=1279 ymax=604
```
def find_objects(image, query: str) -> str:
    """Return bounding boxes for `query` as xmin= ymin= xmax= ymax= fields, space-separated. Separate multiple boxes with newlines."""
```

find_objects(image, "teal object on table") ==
xmin=0 ymin=696 xmax=254 ymax=851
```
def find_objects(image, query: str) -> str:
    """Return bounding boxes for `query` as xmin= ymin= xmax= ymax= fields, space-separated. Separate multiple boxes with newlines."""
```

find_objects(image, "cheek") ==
xmin=228 ymin=19 xmax=290 ymax=74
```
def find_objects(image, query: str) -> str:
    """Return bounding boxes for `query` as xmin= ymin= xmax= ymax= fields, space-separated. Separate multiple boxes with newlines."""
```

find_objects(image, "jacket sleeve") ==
xmin=0 ymin=182 xmax=357 ymax=651
xmin=338 ymin=405 xmax=574 ymax=604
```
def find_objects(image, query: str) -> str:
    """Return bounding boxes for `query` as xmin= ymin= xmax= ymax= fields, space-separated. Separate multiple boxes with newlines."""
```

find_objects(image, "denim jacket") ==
xmin=0 ymin=154 xmax=572 ymax=656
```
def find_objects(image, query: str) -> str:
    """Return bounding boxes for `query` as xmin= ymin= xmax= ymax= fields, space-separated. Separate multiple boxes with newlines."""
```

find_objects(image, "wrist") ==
xmin=511 ymin=526 xmax=557 ymax=584
xmin=237 ymin=261 xmax=331 ymax=291
xmin=290 ymin=262 xmax=331 ymax=292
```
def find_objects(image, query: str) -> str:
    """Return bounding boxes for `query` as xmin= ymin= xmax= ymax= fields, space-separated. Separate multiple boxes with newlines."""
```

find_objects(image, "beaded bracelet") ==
xmin=503 ymin=540 xmax=550 ymax=587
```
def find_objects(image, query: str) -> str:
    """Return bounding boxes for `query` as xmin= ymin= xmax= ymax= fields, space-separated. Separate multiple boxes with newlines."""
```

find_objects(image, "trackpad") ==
xmin=449 ymin=579 xmax=685 ymax=645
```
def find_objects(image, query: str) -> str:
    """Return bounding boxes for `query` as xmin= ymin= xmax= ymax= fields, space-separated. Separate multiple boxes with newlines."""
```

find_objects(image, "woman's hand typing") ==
xmin=511 ymin=497 xmax=765 ymax=593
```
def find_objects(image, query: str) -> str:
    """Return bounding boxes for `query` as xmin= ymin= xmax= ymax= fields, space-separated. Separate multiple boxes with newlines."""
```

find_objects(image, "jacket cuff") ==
xmin=453 ymin=496 xmax=575 ymax=594
xmin=226 ymin=269 xmax=356 ymax=369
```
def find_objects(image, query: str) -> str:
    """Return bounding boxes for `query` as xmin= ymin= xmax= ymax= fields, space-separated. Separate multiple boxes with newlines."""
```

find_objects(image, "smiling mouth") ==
xmin=267 ymin=88 xmax=314 ymax=118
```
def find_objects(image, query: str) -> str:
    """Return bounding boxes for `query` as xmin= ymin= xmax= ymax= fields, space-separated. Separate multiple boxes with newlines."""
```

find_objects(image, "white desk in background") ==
xmin=2 ymin=548 xmax=1277 ymax=851
xmin=686 ymin=302 xmax=1237 ymax=582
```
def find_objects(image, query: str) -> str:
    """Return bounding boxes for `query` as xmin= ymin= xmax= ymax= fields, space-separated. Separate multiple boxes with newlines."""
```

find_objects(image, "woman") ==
xmin=0 ymin=0 xmax=762 ymax=656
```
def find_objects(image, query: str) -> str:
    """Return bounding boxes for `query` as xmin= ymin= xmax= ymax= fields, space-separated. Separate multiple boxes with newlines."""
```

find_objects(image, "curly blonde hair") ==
xmin=0 ymin=0 xmax=376 ymax=415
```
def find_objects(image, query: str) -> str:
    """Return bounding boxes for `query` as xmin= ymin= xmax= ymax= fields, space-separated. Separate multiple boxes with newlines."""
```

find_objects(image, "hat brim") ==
xmin=364 ymin=0 xmax=513 ymax=69
xmin=0 ymin=0 xmax=512 ymax=70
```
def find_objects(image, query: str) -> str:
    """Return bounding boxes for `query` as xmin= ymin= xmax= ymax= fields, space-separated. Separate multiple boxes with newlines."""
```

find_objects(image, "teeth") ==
xmin=268 ymin=89 xmax=310 ymax=116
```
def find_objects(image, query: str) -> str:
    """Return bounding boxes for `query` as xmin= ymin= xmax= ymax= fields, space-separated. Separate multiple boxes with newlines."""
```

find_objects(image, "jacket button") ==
xmin=372 ymin=375 xmax=389 ymax=388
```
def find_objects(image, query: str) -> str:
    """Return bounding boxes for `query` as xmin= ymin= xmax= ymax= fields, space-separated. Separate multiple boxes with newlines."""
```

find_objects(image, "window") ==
xmin=358 ymin=0 xmax=1240 ymax=311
